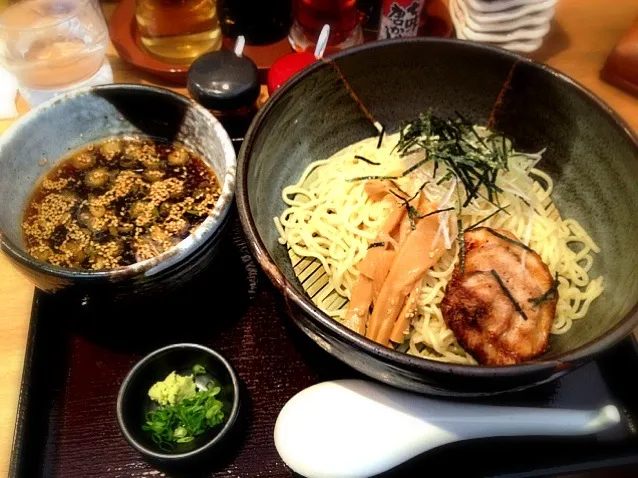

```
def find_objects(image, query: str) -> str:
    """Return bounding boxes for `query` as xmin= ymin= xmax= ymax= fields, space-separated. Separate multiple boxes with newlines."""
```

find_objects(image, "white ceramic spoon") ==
xmin=274 ymin=380 xmax=620 ymax=478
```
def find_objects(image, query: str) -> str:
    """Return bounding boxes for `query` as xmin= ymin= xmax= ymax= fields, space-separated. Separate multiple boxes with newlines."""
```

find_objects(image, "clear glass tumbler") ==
xmin=0 ymin=0 xmax=109 ymax=91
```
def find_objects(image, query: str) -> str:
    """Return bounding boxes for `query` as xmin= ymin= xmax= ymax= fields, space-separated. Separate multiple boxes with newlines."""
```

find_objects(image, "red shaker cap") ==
xmin=267 ymin=51 xmax=318 ymax=95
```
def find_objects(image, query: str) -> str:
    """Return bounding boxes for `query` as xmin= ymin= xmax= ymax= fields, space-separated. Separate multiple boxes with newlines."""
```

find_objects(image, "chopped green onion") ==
xmin=142 ymin=377 xmax=225 ymax=450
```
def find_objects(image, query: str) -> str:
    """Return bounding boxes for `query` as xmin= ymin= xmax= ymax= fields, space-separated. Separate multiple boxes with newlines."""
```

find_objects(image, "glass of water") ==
xmin=0 ymin=0 xmax=109 ymax=95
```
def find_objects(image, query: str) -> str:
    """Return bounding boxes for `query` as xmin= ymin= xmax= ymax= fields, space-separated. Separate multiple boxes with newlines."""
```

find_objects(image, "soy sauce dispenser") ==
xmin=187 ymin=37 xmax=259 ymax=150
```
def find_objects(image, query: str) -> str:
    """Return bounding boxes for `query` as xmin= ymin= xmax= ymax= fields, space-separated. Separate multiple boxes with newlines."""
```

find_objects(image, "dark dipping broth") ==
xmin=22 ymin=137 xmax=221 ymax=270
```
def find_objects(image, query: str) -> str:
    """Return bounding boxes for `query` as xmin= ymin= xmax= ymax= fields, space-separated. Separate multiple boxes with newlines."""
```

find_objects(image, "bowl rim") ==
xmin=237 ymin=37 xmax=638 ymax=378
xmin=116 ymin=343 xmax=241 ymax=461
xmin=0 ymin=83 xmax=236 ymax=280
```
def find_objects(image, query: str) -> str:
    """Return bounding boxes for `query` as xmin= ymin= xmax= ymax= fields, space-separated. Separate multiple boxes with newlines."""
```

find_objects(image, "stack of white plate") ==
xmin=450 ymin=0 xmax=557 ymax=53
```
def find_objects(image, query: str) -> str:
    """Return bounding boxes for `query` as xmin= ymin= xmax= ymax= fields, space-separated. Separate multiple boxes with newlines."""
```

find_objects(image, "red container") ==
xmin=378 ymin=0 xmax=426 ymax=39
xmin=290 ymin=0 xmax=363 ymax=51
xmin=267 ymin=51 xmax=317 ymax=94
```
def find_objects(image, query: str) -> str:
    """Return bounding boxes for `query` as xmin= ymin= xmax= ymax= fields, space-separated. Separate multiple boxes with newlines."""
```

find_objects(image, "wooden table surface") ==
xmin=0 ymin=0 xmax=637 ymax=476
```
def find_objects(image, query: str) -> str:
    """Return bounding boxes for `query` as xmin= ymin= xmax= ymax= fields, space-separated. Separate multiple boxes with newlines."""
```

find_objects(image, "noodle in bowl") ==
xmin=237 ymin=39 xmax=638 ymax=395
xmin=275 ymin=130 xmax=604 ymax=365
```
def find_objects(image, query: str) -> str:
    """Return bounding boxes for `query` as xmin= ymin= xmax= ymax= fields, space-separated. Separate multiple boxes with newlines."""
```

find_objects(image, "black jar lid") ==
xmin=188 ymin=50 xmax=260 ymax=112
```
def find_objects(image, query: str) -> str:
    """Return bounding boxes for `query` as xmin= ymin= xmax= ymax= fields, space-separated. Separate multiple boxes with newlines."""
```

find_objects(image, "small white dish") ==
xmin=460 ymin=21 xmax=550 ymax=42
xmin=456 ymin=30 xmax=544 ymax=52
xmin=456 ymin=0 xmax=554 ymax=32
xmin=464 ymin=0 xmax=556 ymax=14
xmin=451 ymin=0 xmax=550 ymax=44
xmin=451 ymin=2 xmax=546 ymax=52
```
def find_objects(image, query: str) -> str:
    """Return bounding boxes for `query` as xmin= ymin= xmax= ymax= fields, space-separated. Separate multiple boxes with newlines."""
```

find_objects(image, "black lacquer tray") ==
xmin=8 ymin=194 xmax=638 ymax=478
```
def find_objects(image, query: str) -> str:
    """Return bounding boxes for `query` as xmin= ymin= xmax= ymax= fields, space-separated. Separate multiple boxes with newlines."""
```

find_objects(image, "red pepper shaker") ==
xmin=267 ymin=25 xmax=330 ymax=95
xmin=268 ymin=52 xmax=317 ymax=94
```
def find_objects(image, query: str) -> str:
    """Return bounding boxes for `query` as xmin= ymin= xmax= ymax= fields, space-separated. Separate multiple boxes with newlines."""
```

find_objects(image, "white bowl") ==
xmin=464 ymin=0 xmax=556 ymax=14
xmin=451 ymin=0 xmax=551 ymax=43
xmin=457 ymin=0 xmax=555 ymax=32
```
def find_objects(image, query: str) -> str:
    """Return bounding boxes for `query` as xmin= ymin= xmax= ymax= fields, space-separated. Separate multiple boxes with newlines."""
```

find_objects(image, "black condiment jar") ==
xmin=187 ymin=46 xmax=260 ymax=150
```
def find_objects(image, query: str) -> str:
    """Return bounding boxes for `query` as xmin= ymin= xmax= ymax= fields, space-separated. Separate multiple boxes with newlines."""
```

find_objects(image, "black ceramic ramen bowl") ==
xmin=0 ymin=84 xmax=236 ymax=299
xmin=116 ymin=343 xmax=240 ymax=463
xmin=237 ymin=39 xmax=638 ymax=396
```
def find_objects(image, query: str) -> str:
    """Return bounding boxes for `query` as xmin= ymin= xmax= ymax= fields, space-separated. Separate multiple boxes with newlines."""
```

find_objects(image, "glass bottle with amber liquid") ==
xmin=136 ymin=0 xmax=222 ymax=64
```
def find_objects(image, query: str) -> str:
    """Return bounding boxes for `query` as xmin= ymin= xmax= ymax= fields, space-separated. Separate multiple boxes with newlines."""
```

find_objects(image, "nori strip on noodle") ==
xmin=388 ymin=180 xmax=432 ymax=230
xmin=400 ymin=155 xmax=431 ymax=177
xmin=436 ymin=171 xmax=454 ymax=185
xmin=529 ymin=272 xmax=560 ymax=307
xmin=415 ymin=207 xmax=455 ymax=220
xmin=354 ymin=155 xmax=380 ymax=165
xmin=390 ymin=180 xmax=429 ymax=207
xmin=368 ymin=242 xmax=386 ymax=249
xmin=389 ymin=180 xmax=410 ymax=198
xmin=389 ymin=189 xmax=409 ymax=202
xmin=490 ymin=269 xmax=529 ymax=321
xmin=377 ymin=126 xmax=385 ymax=149
xmin=484 ymin=227 xmax=535 ymax=254
xmin=466 ymin=205 xmax=510 ymax=231
xmin=405 ymin=180 xmax=429 ymax=202
xmin=463 ymin=168 xmax=490 ymax=207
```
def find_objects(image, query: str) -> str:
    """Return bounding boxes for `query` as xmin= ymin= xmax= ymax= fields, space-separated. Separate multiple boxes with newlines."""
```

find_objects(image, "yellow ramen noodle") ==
xmin=275 ymin=132 xmax=603 ymax=365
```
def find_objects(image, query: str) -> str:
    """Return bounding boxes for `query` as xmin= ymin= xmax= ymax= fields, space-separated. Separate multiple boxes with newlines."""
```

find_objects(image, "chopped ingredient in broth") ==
xmin=22 ymin=137 xmax=221 ymax=270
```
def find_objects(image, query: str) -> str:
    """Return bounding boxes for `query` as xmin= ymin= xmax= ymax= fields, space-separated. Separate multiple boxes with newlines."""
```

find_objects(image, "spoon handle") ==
xmin=378 ymin=385 xmax=621 ymax=437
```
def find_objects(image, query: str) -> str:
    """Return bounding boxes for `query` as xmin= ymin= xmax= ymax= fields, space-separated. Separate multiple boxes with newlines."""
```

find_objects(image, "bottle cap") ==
xmin=267 ymin=52 xmax=317 ymax=94
xmin=267 ymin=25 xmax=330 ymax=95
xmin=188 ymin=38 xmax=259 ymax=111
